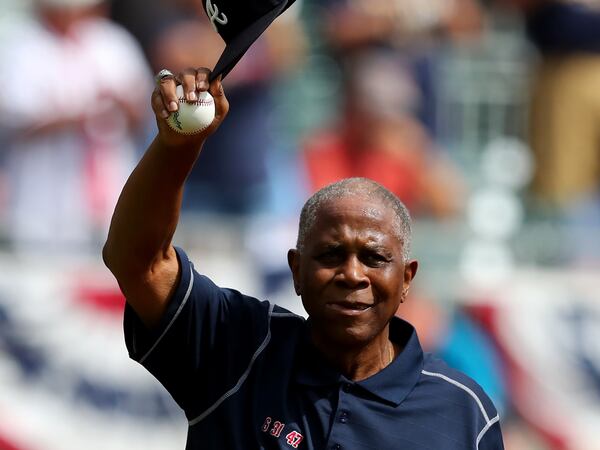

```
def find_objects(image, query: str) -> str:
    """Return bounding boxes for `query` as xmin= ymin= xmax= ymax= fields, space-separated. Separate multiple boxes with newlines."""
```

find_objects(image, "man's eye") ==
xmin=363 ymin=253 xmax=389 ymax=267
xmin=316 ymin=250 xmax=342 ymax=264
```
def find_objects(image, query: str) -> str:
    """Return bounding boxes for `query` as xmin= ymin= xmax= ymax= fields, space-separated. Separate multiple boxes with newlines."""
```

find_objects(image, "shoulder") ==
xmin=271 ymin=304 xmax=305 ymax=320
xmin=268 ymin=304 xmax=306 ymax=339
xmin=176 ymin=247 xmax=305 ymax=327
xmin=416 ymin=355 xmax=504 ymax=448
xmin=420 ymin=354 xmax=499 ymax=425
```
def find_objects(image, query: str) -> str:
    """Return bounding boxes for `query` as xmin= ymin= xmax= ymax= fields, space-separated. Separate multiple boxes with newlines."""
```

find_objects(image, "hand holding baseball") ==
xmin=152 ymin=67 xmax=229 ymax=149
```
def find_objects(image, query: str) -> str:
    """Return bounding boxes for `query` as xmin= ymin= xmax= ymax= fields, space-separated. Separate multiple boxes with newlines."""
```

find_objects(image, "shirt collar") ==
xmin=294 ymin=317 xmax=424 ymax=407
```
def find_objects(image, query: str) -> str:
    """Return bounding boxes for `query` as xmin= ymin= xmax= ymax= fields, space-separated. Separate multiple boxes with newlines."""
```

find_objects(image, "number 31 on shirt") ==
xmin=261 ymin=416 xmax=304 ymax=448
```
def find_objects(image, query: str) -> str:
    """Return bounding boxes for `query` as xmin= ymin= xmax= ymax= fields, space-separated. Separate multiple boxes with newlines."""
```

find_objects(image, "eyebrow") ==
xmin=363 ymin=243 xmax=394 ymax=255
xmin=317 ymin=240 xmax=391 ymax=252
xmin=317 ymin=242 xmax=343 ymax=250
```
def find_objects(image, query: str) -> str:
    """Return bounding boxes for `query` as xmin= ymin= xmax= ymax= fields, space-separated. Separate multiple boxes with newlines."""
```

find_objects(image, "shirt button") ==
xmin=342 ymin=383 xmax=352 ymax=393
xmin=332 ymin=445 xmax=342 ymax=450
xmin=339 ymin=411 xmax=349 ymax=423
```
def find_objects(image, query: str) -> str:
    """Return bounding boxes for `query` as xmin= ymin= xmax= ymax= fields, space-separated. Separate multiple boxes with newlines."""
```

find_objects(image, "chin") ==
xmin=319 ymin=321 xmax=381 ymax=349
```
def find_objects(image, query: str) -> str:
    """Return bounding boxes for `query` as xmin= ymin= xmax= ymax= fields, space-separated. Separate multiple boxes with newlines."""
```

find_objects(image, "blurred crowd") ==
xmin=0 ymin=0 xmax=599 ymax=449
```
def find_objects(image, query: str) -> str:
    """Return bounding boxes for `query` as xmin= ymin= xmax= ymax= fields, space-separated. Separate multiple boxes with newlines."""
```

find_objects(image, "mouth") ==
xmin=326 ymin=301 xmax=373 ymax=316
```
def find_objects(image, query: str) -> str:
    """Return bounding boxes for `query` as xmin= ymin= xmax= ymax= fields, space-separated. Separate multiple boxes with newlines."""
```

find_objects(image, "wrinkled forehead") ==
xmin=316 ymin=191 xmax=389 ymax=215
xmin=313 ymin=193 xmax=397 ymax=233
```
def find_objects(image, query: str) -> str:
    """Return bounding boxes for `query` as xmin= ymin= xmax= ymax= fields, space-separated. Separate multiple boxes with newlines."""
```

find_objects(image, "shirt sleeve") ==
xmin=123 ymin=247 xmax=272 ymax=418
xmin=477 ymin=418 xmax=504 ymax=450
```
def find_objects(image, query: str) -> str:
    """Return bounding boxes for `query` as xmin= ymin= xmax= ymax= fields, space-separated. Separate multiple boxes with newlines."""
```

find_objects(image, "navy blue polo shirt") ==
xmin=124 ymin=248 xmax=504 ymax=449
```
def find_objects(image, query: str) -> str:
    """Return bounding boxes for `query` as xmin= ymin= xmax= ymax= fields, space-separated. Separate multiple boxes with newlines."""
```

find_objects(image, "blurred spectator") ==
xmin=0 ymin=0 xmax=151 ymax=254
xmin=111 ymin=0 xmax=218 ymax=74
xmin=302 ymin=52 xmax=465 ymax=218
xmin=321 ymin=0 xmax=483 ymax=50
xmin=490 ymin=0 xmax=600 ymax=264
xmin=505 ymin=0 xmax=600 ymax=207
xmin=112 ymin=0 xmax=307 ymax=215
xmin=319 ymin=0 xmax=483 ymax=135
xmin=295 ymin=0 xmax=484 ymax=217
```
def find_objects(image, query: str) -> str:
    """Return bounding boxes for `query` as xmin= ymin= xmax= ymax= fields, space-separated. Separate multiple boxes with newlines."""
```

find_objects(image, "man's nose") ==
xmin=336 ymin=255 xmax=369 ymax=288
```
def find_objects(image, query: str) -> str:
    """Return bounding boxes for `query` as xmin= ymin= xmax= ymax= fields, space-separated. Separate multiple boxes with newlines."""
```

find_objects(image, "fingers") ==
xmin=178 ymin=68 xmax=198 ymax=102
xmin=195 ymin=68 xmax=211 ymax=94
xmin=173 ymin=67 xmax=212 ymax=103
xmin=152 ymin=74 xmax=178 ymax=119
xmin=152 ymin=68 xmax=215 ymax=118
xmin=151 ymin=90 xmax=169 ymax=120
xmin=151 ymin=67 xmax=228 ymax=143
xmin=209 ymin=74 xmax=229 ymax=125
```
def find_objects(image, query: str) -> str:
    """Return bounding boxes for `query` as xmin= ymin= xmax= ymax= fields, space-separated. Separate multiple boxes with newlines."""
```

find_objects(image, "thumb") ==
xmin=209 ymin=75 xmax=229 ymax=124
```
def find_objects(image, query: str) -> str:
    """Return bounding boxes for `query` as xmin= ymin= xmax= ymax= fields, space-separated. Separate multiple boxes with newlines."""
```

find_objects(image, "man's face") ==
xmin=288 ymin=195 xmax=418 ymax=348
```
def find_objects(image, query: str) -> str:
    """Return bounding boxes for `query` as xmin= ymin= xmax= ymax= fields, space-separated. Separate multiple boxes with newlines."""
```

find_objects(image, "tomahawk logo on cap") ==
xmin=202 ymin=0 xmax=296 ymax=80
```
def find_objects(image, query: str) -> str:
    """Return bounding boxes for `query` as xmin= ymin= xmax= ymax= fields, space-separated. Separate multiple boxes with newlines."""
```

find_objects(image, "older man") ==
xmin=103 ymin=68 xmax=504 ymax=449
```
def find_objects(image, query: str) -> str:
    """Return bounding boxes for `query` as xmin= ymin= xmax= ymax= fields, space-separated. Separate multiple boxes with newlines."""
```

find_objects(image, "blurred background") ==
xmin=0 ymin=0 xmax=599 ymax=448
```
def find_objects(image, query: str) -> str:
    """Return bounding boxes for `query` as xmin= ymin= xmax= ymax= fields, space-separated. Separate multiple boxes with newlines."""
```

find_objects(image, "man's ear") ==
xmin=287 ymin=249 xmax=301 ymax=295
xmin=403 ymin=260 xmax=418 ymax=291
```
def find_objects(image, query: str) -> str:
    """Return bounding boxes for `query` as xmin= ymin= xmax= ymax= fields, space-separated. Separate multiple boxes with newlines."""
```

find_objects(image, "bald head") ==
xmin=296 ymin=178 xmax=412 ymax=261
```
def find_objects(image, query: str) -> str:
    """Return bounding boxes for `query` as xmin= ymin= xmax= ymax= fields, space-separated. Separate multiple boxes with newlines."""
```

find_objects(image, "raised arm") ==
xmin=102 ymin=68 xmax=229 ymax=329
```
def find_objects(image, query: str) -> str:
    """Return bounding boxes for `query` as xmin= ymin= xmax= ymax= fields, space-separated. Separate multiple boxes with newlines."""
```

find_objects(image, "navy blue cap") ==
xmin=201 ymin=0 xmax=296 ymax=80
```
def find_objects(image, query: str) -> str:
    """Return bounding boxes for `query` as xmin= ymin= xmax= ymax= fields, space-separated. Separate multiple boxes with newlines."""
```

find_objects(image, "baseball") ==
xmin=167 ymin=85 xmax=215 ymax=134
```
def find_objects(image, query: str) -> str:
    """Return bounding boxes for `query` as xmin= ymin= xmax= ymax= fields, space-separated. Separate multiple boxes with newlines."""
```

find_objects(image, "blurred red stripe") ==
xmin=74 ymin=284 xmax=126 ymax=314
xmin=0 ymin=434 xmax=26 ymax=450
xmin=466 ymin=303 xmax=569 ymax=450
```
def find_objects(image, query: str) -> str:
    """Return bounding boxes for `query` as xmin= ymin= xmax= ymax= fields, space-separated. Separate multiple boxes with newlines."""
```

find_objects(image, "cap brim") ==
xmin=209 ymin=1 xmax=287 ymax=81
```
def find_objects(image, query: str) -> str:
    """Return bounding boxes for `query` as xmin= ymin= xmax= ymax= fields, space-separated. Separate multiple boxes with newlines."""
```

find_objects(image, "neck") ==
xmin=311 ymin=329 xmax=397 ymax=381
